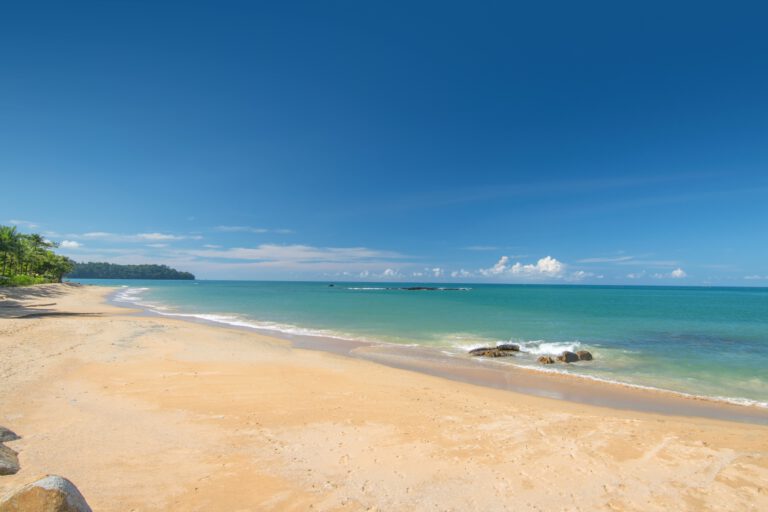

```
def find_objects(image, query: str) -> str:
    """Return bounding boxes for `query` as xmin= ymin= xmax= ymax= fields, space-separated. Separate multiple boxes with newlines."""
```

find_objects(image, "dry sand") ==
xmin=0 ymin=284 xmax=766 ymax=511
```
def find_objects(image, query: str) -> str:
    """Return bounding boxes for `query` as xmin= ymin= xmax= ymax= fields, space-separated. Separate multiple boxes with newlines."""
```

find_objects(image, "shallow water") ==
xmin=73 ymin=279 xmax=768 ymax=407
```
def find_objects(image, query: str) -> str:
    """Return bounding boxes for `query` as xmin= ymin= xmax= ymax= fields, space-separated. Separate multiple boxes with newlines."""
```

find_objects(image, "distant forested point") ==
xmin=67 ymin=262 xmax=195 ymax=280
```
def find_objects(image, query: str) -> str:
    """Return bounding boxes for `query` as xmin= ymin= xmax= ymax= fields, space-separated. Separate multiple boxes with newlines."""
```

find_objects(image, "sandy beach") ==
xmin=1 ymin=284 xmax=766 ymax=511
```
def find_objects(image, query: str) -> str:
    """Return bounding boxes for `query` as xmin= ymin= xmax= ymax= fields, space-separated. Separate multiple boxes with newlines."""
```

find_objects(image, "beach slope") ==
xmin=0 ymin=284 xmax=766 ymax=511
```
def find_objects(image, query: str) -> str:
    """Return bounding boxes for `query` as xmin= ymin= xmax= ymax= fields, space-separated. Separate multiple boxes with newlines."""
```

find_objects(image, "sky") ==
xmin=2 ymin=1 xmax=767 ymax=285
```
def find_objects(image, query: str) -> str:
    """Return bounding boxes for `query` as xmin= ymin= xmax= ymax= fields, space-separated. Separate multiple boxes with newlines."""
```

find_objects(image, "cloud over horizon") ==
xmin=480 ymin=255 xmax=566 ymax=279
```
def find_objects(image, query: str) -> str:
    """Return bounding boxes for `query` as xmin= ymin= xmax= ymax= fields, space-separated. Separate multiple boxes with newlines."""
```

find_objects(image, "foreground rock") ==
xmin=576 ymin=350 xmax=593 ymax=361
xmin=0 ymin=428 xmax=19 ymax=443
xmin=0 ymin=445 xmax=19 ymax=476
xmin=0 ymin=475 xmax=92 ymax=512
xmin=469 ymin=344 xmax=519 ymax=358
xmin=557 ymin=351 xmax=579 ymax=363
xmin=537 ymin=355 xmax=555 ymax=364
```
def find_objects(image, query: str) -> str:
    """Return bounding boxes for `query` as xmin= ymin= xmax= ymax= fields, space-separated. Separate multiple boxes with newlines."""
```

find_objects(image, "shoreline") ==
xmin=109 ymin=286 xmax=768 ymax=425
xmin=2 ymin=283 xmax=767 ymax=511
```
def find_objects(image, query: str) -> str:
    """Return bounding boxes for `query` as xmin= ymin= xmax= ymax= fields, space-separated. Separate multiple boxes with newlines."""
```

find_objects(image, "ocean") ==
xmin=73 ymin=279 xmax=768 ymax=408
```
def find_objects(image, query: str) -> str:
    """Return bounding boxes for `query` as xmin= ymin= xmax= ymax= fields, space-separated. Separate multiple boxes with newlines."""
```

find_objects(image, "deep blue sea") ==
xmin=72 ymin=279 xmax=768 ymax=407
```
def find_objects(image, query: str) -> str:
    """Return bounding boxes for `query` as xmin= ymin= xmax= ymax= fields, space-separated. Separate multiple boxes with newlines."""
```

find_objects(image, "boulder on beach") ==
xmin=556 ymin=351 xmax=579 ymax=363
xmin=537 ymin=355 xmax=555 ymax=364
xmin=0 ymin=445 xmax=19 ymax=476
xmin=576 ymin=350 xmax=593 ymax=361
xmin=468 ymin=345 xmax=519 ymax=357
xmin=0 ymin=475 xmax=92 ymax=512
xmin=0 ymin=427 xmax=20 ymax=443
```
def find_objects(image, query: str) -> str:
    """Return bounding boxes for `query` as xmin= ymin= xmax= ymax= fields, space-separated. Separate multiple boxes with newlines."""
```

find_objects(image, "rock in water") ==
xmin=0 ymin=445 xmax=19 ymax=476
xmin=537 ymin=355 xmax=555 ymax=364
xmin=556 ymin=351 xmax=579 ymax=363
xmin=0 ymin=475 xmax=92 ymax=512
xmin=576 ymin=350 xmax=593 ymax=361
xmin=468 ymin=345 xmax=519 ymax=357
xmin=0 ymin=427 xmax=20 ymax=443
xmin=496 ymin=344 xmax=520 ymax=352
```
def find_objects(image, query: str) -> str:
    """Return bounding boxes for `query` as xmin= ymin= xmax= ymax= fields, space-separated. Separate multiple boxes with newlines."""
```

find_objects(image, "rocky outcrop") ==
xmin=576 ymin=350 xmax=593 ymax=361
xmin=0 ymin=445 xmax=19 ymax=476
xmin=0 ymin=475 xmax=92 ymax=512
xmin=537 ymin=355 xmax=555 ymax=364
xmin=469 ymin=345 xmax=519 ymax=357
xmin=0 ymin=428 xmax=19 ymax=443
xmin=556 ymin=351 xmax=579 ymax=363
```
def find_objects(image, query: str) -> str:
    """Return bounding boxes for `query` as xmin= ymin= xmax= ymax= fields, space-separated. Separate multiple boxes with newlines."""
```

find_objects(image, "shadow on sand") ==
xmin=0 ymin=283 xmax=102 ymax=319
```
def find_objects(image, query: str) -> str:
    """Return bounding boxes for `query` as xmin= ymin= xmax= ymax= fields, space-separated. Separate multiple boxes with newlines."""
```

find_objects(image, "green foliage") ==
xmin=67 ymin=262 xmax=195 ymax=280
xmin=6 ymin=275 xmax=49 ymax=286
xmin=0 ymin=224 xmax=76 ymax=286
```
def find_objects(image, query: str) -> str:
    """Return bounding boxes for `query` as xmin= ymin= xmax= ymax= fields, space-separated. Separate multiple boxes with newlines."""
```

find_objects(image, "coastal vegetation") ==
xmin=0 ymin=225 xmax=75 ymax=286
xmin=67 ymin=262 xmax=195 ymax=280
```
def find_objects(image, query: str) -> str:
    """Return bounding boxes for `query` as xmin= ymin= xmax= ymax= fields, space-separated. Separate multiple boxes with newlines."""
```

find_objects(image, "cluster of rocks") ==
xmin=538 ymin=350 xmax=593 ymax=364
xmin=0 ymin=425 xmax=92 ymax=512
xmin=467 ymin=346 xmax=593 ymax=365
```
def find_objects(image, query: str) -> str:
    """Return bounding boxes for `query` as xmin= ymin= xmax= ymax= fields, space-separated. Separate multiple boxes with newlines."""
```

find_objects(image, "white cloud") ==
xmin=626 ymin=271 xmax=646 ymax=279
xmin=215 ymin=225 xmax=269 ymax=233
xmin=60 ymin=240 xmax=82 ymax=249
xmin=179 ymin=244 xmax=407 ymax=274
xmin=652 ymin=267 xmax=688 ymax=279
xmin=214 ymin=226 xmax=293 ymax=234
xmin=481 ymin=256 xmax=510 ymax=276
xmin=382 ymin=268 xmax=400 ymax=278
xmin=431 ymin=267 xmax=444 ymax=277
xmin=203 ymin=244 xmax=221 ymax=248
xmin=481 ymin=255 xmax=566 ymax=279
xmin=578 ymin=255 xmax=634 ymax=263
xmin=670 ymin=268 xmax=686 ymax=278
xmin=7 ymin=219 xmax=39 ymax=228
xmin=81 ymin=231 xmax=114 ymax=239
xmin=618 ymin=259 xmax=679 ymax=267
xmin=69 ymin=231 xmax=202 ymax=242
xmin=568 ymin=270 xmax=594 ymax=281
xmin=653 ymin=268 xmax=687 ymax=279
xmin=451 ymin=269 xmax=474 ymax=278
xmin=146 ymin=243 xmax=169 ymax=248
xmin=187 ymin=244 xmax=404 ymax=263
xmin=137 ymin=232 xmax=203 ymax=241
xmin=744 ymin=275 xmax=767 ymax=280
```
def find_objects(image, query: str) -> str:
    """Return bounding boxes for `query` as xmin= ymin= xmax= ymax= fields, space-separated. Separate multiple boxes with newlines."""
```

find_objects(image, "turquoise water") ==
xmin=74 ymin=279 xmax=768 ymax=407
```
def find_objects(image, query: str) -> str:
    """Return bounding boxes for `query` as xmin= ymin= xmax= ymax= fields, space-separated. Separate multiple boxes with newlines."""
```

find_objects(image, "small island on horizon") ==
xmin=67 ymin=262 xmax=195 ymax=280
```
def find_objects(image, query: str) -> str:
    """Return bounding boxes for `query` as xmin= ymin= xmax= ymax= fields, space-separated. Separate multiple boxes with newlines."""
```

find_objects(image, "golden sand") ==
xmin=1 ymin=284 xmax=766 ymax=511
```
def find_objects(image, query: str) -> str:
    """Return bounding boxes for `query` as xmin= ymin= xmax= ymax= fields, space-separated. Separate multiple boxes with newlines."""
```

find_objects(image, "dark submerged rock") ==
xmin=0 ymin=475 xmax=92 ymax=511
xmin=576 ymin=350 xmax=593 ymax=361
xmin=496 ymin=344 xmax=520 ymax=352
xmin=556 ymin=351 xmax=579 ymax=363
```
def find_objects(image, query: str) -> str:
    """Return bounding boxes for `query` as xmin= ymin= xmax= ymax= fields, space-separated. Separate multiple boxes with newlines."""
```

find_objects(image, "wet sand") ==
xmin=1 ymin=283 xmax=767 ymax=511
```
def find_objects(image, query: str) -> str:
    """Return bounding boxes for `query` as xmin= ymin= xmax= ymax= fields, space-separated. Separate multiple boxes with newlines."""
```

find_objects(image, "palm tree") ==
xmin=0 ymin=225 xmax=20 ymax=278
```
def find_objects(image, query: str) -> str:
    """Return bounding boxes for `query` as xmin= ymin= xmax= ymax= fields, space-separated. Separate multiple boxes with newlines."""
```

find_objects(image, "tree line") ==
xmin=0 ymin=225 xmax=75 ymax=286
xmin=67 ymin=262 xmax=195 ymax=280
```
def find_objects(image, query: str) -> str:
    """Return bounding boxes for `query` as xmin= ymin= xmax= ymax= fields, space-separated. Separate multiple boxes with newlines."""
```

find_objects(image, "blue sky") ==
xmin=2 ymin=1 xmax=767 ymax=284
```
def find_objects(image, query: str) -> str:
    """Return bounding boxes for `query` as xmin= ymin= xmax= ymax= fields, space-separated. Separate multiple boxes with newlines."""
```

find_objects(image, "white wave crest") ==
xmin=519 ymin=340 xmax=582 ymax=355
